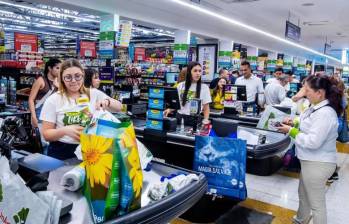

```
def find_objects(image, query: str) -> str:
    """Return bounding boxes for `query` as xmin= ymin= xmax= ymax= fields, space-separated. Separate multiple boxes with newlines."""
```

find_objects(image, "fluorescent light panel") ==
xmin=171 ymin=0 xmax=340 ymax=63
xmin=0 ymin=0 xmax=99 ymax=23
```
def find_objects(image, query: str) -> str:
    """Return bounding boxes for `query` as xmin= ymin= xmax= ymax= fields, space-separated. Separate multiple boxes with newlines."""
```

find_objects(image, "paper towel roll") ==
xmin=60 ymin=165 xmax=85 ymax=191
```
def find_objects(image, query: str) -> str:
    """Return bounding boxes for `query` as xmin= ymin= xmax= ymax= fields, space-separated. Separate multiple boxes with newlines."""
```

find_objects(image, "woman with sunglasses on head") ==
xmin=164 ymin=61 xmax=211 ymax=126
xmin=40 ymin=59 xmax=122 ymax=160
xmin=277 ymin=75 xmax=341 ymax=224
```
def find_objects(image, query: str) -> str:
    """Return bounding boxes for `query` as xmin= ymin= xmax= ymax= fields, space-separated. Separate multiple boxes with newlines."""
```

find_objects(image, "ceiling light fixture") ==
xmin=133 ymin=27 xmax=175 ymax=37
xmin=0 ymin=0 xmax=100 ymax=23
xmin=171 ymin=0 xmax=340 ymax=63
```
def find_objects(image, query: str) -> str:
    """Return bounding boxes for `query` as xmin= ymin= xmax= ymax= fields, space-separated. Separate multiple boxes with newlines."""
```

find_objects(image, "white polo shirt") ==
xmin=265 ymin=81 xmax=286 ymax=105
xmin=235 ymin=75 xmax=264 ymax=102
xmin=295 ymin=99 xmax=338 ymax=163
xmin=267 ymin=77 xmax=290 ymax=91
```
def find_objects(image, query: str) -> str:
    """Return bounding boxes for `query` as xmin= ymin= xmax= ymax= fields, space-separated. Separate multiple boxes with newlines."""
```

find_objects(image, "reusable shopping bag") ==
xmin=81 ymin=113 xmax=143 ymax=223
xmin=0 ymin=156 xmax=54 ymax=224
xmin=193 ymin=136 xmax=247 ymax=200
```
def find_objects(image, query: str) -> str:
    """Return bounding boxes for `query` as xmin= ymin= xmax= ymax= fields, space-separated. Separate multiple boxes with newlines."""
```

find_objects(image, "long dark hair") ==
xmin=44 ymin=58 xmax=61 ymax=78
xmin=182 ymin=61 xmax=202 ymax=107
xmin=212 ymin=78 xmax=227 ymax=98
xmin=305 ymin=75 xmax=343 ymax=116
xmin=84 ymin=68 xmax=98 ymax=88
xmin=43 ymin=58 xmax=60 ymax=89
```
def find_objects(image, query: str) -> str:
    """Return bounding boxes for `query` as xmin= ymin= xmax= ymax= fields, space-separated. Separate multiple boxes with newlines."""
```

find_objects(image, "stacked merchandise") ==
xmin=146 ymin=87 xmax=165 ymax=131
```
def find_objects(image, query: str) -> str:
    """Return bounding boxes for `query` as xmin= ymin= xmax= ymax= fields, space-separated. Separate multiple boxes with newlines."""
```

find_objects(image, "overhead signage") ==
xmin=116 ymin=20 xmax=132 ymax=47
xmin=218 ymin=51 xmax=232 ymax=69
xmin=197 ymin=44 xmax=217 ymax=81
xmin=285 ymin=21 xmax=301 ymax=42
xmin=173 ymin=44 xmax=189 ymax=65
xmin=99 ymin=66 xmax=114 ymax=84
xmin=99 ymin=31 xmax=115 ymax=59
xmin=276 ymin=53 xmax=284 ymax=67
xmin=134 ymin=48 xmax=146 ymax=61
xmin=14 ymin=32 xmax=38 ymax=52
xmin=80 ymin=41 xmax=97 ymax=58
xmin=0 ymin=28 xmax=4 ymax=53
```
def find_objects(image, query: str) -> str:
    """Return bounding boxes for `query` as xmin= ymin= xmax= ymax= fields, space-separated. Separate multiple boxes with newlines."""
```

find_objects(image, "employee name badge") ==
xmin=189 ymin=98 xmax=201 ymax=115
xmin=76 ymin=97 xmax=90 ymax=106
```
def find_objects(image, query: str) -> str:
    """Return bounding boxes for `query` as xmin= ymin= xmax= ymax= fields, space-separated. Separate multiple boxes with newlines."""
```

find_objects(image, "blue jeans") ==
xmin=35 ymin=105 xmax=48 ymax=154
xmin=48 ymin=141 xmax=78 ymax=160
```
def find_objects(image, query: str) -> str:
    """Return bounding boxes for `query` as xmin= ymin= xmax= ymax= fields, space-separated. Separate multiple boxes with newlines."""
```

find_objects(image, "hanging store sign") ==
xmin=173 ymin=44 xmax=189 ymax=65
xmin=285 ymin=21 xmax=301 ymax=42
xmin=80 ymin=41 xmax=97 ymax=58
xmin=0 ymin=28 xmax=4 ymax=53
xmin=14 ymin=32 xmax=38 ymax=52
xmin=247 ymin=56 xmax=257 ymax=70
xmin=99 ymin=66 xmax=114 ymax=84
xmin=197 ymin=44 xmax=217 ymax=81
xmin=134 ymin=48 xmax=146 ymax=61
xmin=283 ymin=55 xmax=293 ymax=71
xmin=99 ymin=31 xmax=115 ymax=59
xmin=276 ymin=53 xmax=284 ymax=67
xmin=116 ymin=20 xmax=132 ymax=47
xmin=218 ymin=51 xmax=232 ymax=69
xmin=267 ymin=60 xmax=276 ymax=71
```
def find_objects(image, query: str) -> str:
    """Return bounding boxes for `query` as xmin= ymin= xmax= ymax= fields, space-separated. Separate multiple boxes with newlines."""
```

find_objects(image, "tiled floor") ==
xmin=172 ymin=142 xmax=349 ymax=224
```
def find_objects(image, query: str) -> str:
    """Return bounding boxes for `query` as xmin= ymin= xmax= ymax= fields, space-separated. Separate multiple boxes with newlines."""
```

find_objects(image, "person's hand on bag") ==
xmin=63 ymin=125 xmax=84 ymax=141
xmin=282 ymin=117 xmax=293 ymax=126
xmin=96 ymin=98 xmax=111 ymax=111
xmin=31 ymin=116 xmax=38 ymax=128
xmin=276 ymin=123 xmax=291 ymax=134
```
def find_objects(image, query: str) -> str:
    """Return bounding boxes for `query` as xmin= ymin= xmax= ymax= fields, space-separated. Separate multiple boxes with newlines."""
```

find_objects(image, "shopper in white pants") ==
xmin=277 ymin=74 xmax=341 ymax=224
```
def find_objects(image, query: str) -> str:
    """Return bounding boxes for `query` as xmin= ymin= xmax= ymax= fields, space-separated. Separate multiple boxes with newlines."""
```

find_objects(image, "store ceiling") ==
xmin=0 ymin=0 xmax=176 ymax=51
xmin=43 ymin=0 xmax=347 ymax=65
xmin=2 ymin=0 xmax=347 ymax=65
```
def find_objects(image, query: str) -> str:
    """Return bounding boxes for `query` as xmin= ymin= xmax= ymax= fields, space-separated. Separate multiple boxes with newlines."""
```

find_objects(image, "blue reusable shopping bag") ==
xmin=193 ymin=136 xmax=247 ymax=200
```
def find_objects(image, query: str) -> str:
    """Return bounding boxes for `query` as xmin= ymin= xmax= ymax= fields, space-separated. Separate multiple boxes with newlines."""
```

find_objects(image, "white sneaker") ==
xmin=292 ymin=215 xmax=312 ymax=224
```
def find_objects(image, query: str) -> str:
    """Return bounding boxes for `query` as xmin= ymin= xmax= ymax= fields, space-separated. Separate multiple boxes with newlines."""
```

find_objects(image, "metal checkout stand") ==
xmin=134 ymin=85 xmax=291 ymax=176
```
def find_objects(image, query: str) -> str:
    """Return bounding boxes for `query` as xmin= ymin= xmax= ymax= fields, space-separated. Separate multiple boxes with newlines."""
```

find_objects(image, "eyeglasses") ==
xmin=63 ymin=73 xmax=83 ymax=82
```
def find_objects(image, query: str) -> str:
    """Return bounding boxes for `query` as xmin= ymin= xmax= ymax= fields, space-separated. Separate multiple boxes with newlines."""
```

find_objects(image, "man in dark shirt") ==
xmin=210 ymin=68 xmax=229 ymax=89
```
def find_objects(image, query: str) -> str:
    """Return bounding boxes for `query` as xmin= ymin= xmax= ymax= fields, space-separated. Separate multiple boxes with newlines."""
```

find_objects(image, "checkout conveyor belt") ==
xmin=133 ymin=119 xmax=291 ymax=176
xmin=49 ymin=159 xmax=207 ymax=224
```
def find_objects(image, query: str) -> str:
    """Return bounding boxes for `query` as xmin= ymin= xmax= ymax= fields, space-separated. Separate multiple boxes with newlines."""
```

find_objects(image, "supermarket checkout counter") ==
xmin=10 ymin=152 xmax=207 ymax=224
xmin=132 ymin=119 xmax=291 ymax=176
xmin=210 ymin=109 xmax=260 ymax=127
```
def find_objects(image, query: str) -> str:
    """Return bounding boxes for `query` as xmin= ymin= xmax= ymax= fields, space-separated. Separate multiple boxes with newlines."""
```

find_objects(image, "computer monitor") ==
xmin=224 ymin=84 xmax=247 ymax=102
xmin=164 ymin=87 xmax=180 ymax=110
xmin=166 ymin=72 xmax=178 ymax=85
xmin=272 ymin=105 xmax=292 ymax=115
xmin=210 ymin=118 xmax=238 ymax=138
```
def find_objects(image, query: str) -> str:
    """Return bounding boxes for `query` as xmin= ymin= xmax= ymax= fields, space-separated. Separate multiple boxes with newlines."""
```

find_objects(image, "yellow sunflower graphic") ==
xmin=81 ymin=134 xmax=114 ymax=188
xmin=120 ymin=126 xmax=143 ymax=197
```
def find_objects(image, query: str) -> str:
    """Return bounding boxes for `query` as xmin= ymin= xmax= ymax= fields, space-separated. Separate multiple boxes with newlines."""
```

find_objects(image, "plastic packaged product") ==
xmin=60 ymin=164 xmax=86 ymax=191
